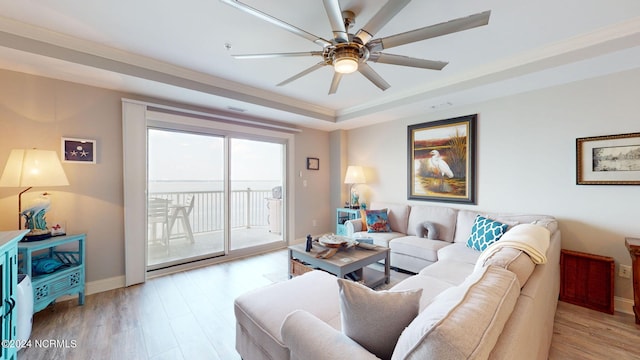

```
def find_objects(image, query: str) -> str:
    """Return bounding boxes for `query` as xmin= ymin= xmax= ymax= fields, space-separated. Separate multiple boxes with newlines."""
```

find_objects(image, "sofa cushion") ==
xmin=390 ymin=252 xmax=436 ymax=274
xmin=392 ymin=266 xmax=520 ymax=360
xmin=389 ymin=236 xmax=450 ymax=263
xmin=436 ymin=242 xmax=480 ymax=264
xmin=338 ymin=278 xmax=422 ymax=360
xmin=390 ymin=274 xmax=455 ymax=311
xmin=406 ymin=205 xmax=458 ymax=241
xmin=365 ymin=209 xmax=392 ymax=233
xmin=476 ymin=247 xmax=536 ymax=288
xmin=418 ymin=259 xmax=476 ymax=286
xmin=466 ymin=215 xmax=509 ymax=251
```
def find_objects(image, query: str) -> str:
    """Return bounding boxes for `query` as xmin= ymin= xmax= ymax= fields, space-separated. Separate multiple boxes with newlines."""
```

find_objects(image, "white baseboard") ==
xmin=615 ymin=296 xmax=634 ymax=315
xmin=54 ymin=275 xmax=126 ymax=302
xmin=86 ymin=275 xmax=126 ymax=295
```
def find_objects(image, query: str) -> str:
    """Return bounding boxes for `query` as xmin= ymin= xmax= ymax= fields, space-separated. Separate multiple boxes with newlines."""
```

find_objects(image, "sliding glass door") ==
xmin=147 ymin=129 xmax=225 ymax=269
xmin=229 ymin=138 xmax=284 ymax=250
xmin=146 ymin=128 xmax=285 ymax=270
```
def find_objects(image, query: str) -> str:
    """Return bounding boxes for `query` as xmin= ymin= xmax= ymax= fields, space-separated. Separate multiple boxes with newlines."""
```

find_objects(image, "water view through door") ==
xmin=147 ymin=129 xmax=285 ymax=269
xmin=229 ymin=138 xmax=284 ymax=250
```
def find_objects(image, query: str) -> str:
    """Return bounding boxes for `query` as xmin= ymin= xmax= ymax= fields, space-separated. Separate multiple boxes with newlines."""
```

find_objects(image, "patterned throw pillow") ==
xmin=365 ymin=209 xmax=391 ymax=233
xmin=466 ymin=215 xmax=509 ymax=251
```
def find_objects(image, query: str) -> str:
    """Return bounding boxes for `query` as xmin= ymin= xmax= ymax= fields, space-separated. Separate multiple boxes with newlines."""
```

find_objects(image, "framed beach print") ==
xmin=407 ymin=114 xmax=476 ymax=204
xmin=576 ymin=132 xmax=640 ymax=185
xmin=62 ymin=137 xmax=97 ymax=164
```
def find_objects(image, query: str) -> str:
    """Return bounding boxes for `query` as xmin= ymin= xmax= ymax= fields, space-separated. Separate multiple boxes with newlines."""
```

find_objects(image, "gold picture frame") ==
xmin=408 ymin=114 xmax=476 ymax=203
xmin=577 ymin=132 xmax=640 ymax=185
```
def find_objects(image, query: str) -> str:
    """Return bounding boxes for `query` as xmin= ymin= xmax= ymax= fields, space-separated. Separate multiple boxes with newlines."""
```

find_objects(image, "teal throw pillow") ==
xmin=365 ymin=209 xmax=391 ymax=233
xmin=466 ymin=215 xmax=509 ymax=251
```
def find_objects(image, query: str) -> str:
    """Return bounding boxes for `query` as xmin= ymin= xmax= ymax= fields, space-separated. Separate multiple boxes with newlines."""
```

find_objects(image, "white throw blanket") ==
xmin=477 ymin=223 xmax=551 ymax=266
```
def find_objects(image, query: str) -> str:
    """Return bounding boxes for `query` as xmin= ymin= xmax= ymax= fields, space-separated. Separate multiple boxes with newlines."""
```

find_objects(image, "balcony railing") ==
xmin=150 ymin=188 xmax=275 ymax=234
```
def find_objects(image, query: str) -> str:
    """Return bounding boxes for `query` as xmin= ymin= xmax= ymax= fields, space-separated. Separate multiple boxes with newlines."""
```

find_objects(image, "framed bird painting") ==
xmin=407 ymin=114 xmax=477 ymax=204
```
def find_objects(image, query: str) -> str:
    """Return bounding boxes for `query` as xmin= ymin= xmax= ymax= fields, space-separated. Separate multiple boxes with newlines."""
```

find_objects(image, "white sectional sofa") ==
xmin=346 ymin=202 xmax=556 ymax=274
xmin=234 ymin=203 xmax=561 ymax=360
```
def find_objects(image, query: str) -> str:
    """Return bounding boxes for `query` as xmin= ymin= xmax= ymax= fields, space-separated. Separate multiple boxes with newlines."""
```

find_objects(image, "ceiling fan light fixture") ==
xmin=334 ymin=57 xmax=358 ymax=74
xmin=332 ymin=46 xmax=360 ymax=74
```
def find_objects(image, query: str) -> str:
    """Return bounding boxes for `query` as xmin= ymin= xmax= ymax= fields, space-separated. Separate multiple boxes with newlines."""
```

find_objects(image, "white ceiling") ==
xmin=1 ymin=1 xmax=640 ymax=131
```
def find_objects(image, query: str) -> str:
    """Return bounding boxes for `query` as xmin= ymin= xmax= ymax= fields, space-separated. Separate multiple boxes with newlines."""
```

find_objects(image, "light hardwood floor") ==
xmin=19 ymin=249 xmax=640 ymax=360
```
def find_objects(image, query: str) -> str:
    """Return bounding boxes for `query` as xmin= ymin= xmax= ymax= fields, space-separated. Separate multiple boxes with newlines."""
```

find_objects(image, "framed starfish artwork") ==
xmin=62 ymin=137 xmax=97 ymax=164
xmin=407 ymin=114 xmax=476 ymax=204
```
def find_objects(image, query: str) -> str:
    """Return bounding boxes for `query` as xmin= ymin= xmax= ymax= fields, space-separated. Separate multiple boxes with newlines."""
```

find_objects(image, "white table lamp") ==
xmin=0 ymin=149 xmax=69 ymax=239
xmin=344 ymin=165 xmax=366 ymax=208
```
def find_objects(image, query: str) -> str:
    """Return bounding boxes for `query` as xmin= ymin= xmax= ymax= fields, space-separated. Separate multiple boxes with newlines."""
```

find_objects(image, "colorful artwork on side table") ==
xmin=407 ymin=114 xmax=476 ymax=204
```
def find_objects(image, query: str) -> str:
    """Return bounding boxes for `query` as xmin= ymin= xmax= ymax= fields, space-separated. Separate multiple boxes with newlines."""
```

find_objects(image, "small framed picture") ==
xmin=50 ymin=221 xmax=66 ymax=237
xmin=307 ymin=157 xmax=320 ymax=170
xmin=62 ymin=137 xmax=97 ymax=164
xmin=577 ymin=132 xmax=640 ymax=185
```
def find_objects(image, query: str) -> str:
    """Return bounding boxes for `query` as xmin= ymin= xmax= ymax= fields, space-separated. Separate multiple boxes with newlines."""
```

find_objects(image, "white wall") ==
xmin=346 ymin=68 xmax=640 ymax=301
xmin=0 ymin=69 xmax=125 ymax=284
xmin=0 ymin=69 xmax=335 ymax=288
xmin=293 ymin=127 xmax=333 ymax=240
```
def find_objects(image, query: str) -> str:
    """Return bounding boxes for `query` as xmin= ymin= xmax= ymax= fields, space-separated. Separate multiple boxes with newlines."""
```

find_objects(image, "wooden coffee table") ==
xmin=288 ymin=242 xmax=390 ymax=288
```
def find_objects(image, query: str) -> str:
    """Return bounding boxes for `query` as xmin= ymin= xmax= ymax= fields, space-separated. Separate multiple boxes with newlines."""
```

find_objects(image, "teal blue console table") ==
xmin=0 ymin=230 xmax=27 ymax=360
xmin=17 ymin=234 xmax=85 ymax=313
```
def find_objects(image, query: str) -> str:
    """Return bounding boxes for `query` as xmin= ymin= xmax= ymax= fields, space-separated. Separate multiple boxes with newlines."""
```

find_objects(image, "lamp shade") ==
xmin=344 ymin=165 xmax=366 ymax=184
xmin=0 ymin=149 xmax=69 ymax=187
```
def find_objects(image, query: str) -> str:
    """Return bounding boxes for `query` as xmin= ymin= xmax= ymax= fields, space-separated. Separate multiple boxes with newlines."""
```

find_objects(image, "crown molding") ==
xmin=0 ymin=15 xmax=336 ymax=123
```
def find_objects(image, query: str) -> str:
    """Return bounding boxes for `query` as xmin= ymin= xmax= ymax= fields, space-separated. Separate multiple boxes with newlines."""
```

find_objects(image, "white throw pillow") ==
xmin=338 ymin=279 xmax=422 ymax=360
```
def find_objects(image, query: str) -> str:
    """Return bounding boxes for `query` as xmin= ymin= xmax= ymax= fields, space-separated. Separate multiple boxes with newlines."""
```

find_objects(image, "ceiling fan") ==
xmin=220 ymin=0 xmax=491 ymax=94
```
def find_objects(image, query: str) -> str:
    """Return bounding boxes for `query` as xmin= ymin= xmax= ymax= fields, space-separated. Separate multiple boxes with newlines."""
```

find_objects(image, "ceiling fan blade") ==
xmin=328 ymin=72 xmax=343 ymax=94
xmin=277 ymin=61 xmax=327 ymax=87
xmin=375 ymin=10 xmax=491 ymax=51
xmin=220 ymin=0 xmax=332 ymax=47
xmin=355 ymin=0 xmax=411 ymax=45
xmin=358 ymin=63 xmax=390 ymax=91
xmin=322 ymin=0 xmax=348 ymax=43
xmin=233 ymin=51 xmax=323 ymax=59
xmin=369 ymin=53 xmax=447 ymax=70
